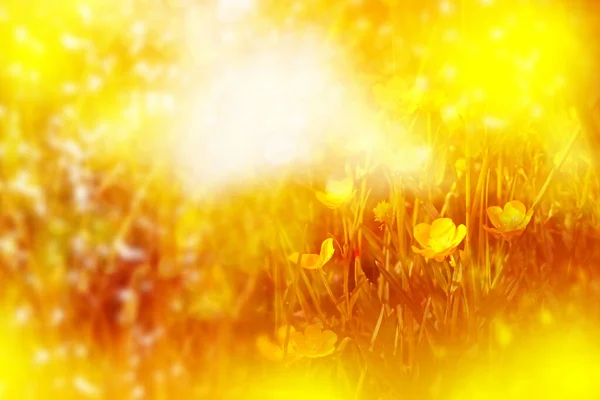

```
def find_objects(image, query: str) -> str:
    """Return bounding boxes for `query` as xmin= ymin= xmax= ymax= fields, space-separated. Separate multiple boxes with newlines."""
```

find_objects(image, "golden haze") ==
xmin=0 ymin=0 xmax=600 ymax=399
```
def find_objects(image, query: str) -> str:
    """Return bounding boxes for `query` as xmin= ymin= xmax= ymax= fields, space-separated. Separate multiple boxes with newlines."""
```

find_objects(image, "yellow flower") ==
xmin=315 ymin=177 xmax=355 ymax=209
xmin=373 ymin=200 xmax=394 ymax=229
xmin=256 ymin=324 xmax=338 ymax=361
xmin=411 ymin=218 xmax=466 ymax=262
xmin=256 ymin=326 xmax=300 ymax=362
xmin=288 ymin=238 xmax=335 ymax=269
xmin=292 ymin=323 xmax=338 ymax=358
xmin=484 ymin=200 xmax=533 ymax=240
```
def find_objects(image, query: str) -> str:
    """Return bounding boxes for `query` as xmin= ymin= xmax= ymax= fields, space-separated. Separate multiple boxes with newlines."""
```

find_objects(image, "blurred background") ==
xmin=1 ymin=0 xmax=600 ymax=399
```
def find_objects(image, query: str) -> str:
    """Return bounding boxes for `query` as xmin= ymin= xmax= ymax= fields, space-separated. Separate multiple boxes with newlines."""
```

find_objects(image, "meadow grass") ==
xmin=1 ymin=0 xmax=600 ymax=399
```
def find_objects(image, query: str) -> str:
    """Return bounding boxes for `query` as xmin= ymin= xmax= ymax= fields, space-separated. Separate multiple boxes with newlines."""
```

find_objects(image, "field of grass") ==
xmin=1 ymin=0 xmax=600 ymax=399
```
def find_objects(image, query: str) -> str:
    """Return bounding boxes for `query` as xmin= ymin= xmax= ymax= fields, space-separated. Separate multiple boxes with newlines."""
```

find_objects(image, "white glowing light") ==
xmin=132 ymin=386 xmax=146 ymax=399
xmin=443 ymin=29 xmax=459 ymax=42
xmin=87 ymin=75 xmax=103 ymax=92
xmin=440 ymin=0 xmax=454 ymax=14
xmin=14 ymin=306 xmax=31 ymax=326
xmin=217 ymin=0 xmax=255 ymax=22
xmin=220 ymin=29 xmax=238 ymax=44
xmin=177 ymin=36 xmax=347 ymax=190
xmin=443 ymin=65 xmax=457 ymax=81
xmin=62 ymin=82 xmax=79 ymax=95
xmin=115 ymin=241 xmax=146 ymax=262
xmin=132 ymin=22 xmax=145 ymax=37
xmin=356 ymin=18 xmax=370 ymax=31
xmin=531 ymin=105 xmax=544 ymax=119
xmin=378 ymin=24 xmax=393 ymax=36
xmin=14 ymin=26 xmax=27 ymax=42
xmin=73 ymin=376 xmax=101 ymax=398
xmin=77 ymin=5 xmax=93 ymax=24
xmin=483 ymin=115 xmax=506 ymax=130
xmin=61 ymin=34 xmax=82 ymax=50
xmin=442 ymin=105 xmax=459 ymax=121
xmin=33 ymin=349 xmax=51 ymax=365
xmin=491 ymin=28 xmax=504 ymax=41
xmin=415 ymin=75 xmax=429 ymax=92
xmin=385 ymin=144 xmax=431 ymax=174
xmin=50 ymin=308 xmax=65 ymax=326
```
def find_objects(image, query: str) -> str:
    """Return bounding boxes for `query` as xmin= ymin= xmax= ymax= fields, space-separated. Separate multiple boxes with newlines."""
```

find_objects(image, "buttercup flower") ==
xmin=256 ymin=326 xmax=300 ymax=362
xmin=292 ymin=323 xmax=338 ymax=358
xmin=256 ymin=323 xmax=338 ymax=362
xmin=315 ymin=177 xmax=355 ymax=209
xmin=412 ymin=218 xmax=466 ymax=262
xmin=373 ymin=200 xmax=394 ymax=229
xmin=484 ymin=200 xmax=533 ymax=240
xmin=288 ymin=238 xmax=335 ymax=270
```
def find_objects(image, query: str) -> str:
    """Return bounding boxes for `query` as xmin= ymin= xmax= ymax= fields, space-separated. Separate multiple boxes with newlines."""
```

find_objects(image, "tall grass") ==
xmin=0 ymin=0 xmax=599 ymax=399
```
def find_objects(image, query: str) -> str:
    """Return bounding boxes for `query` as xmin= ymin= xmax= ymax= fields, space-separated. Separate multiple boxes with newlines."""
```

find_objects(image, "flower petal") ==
xmin=412 ymin=245 xmax=426 ymax=256
xmin=304 ymin=323 xmax=322 ymax=342
xmin=516 ymin=208 xmax=534 ymax=230
xmin=505 ymin=229 xmax=525 ymax=240
xmin=256 ymin=336 xmax=284 ymax=362
xmin=288 ymin=253 xmax=300 ymax=264
xmin=315 ymin=330 xmax=338 ymax=357
xmin=319 ymin=238 xmax=335 ymax=266
xmin=430 ymin=218 xmax=456 ymax=240
xmin=501 ymin=201 xmax=527 ymax=230
xmin=505 ymin=200 xmax=526 ymax=215
xmin=412 ymin=246 xmax=437 ymax=262
xmin=316 ymin=178 xmax=355 ymax=209
xmin=290 ymin=330 xmax=305 ymax=346
xmin=289 ymin=252 xmax=321 ymax=269
xmin=413 ymin=223 xmax=431 ymax=248
xmin=452 ymin=224 xmax=467 ymax=247
xmin=316 ymin=191 xmax=339 ymax=209
xmin=300 ymin=254 xmax=322 ymax=269
xmin=327 ymin=177 xmax=354 ymax=196
xmin=320 ymin=330 xmax=338 ymax=349
xmin=429 ymin=248 xmax=442 ymax=259
xmin=429 ymin=237 xmax=451 ymax=254
xmin=483 ymin=225 xmax=502 ymax=236
xmin=276 ymin=326 xmax=295 ymax=343
xmin=434 ymin=250 xmax=454 ymax=262
xmin=487 ymin=206 xmax=504 ymax=230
